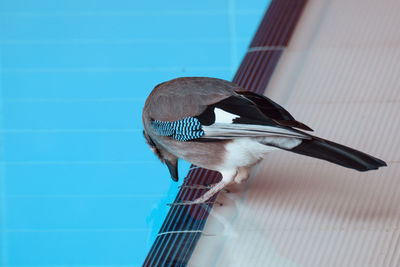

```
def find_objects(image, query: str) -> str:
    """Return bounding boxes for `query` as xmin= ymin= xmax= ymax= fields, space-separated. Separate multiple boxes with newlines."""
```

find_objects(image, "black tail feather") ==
xmin=287 ymin=138 xmax=387 ymax=172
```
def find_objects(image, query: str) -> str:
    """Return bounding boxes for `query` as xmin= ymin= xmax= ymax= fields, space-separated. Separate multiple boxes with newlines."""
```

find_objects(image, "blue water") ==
xmin=0 ymin=1 xmax=269 ymax=266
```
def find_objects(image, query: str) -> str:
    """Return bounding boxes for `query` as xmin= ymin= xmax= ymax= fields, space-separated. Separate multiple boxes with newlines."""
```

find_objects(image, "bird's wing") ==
xmin=235 ymin=91 xmax=313 ymax=131
xmin=144 ymin=77 xmax=237 ymax=122
xmin=196 ymin=94 xmax=310 ymax=140
xmin=144 ymin=77 xmax=311 ymax=141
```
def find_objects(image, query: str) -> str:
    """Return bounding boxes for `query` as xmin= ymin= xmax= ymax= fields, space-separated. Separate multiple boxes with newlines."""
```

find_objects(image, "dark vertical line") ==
xmin=0 ymin=39 xmax=8 ymax=267
xmin=248 ymin=51 xmax=272 ymax=91
xmin=156 ymin=169 xmax=210 ymax=265
xmin=259 ymin=0 xmax=288 ymax=46
xmin=250 ymin=0 xmax=280 ymax=47
xmin=270 ymin=2 xmax=292 ymax=45
xmin=148 ymin=168 xmax=204 ymax=266
xmin=257 ymin=51 xmax=283 ymax=94
xmin=243 ymin=52 xmax=260 ymax=89
xmin=144 ymin=168 xmax=202 ymax=266
xmin=171 ymin=171 xmax=220 ymax=264
xmin=232 ymin=53 xmax=250 ymax=85
xmin=240 ymin=52 xmax=256 ymax=87
xmin=152 ymin=169 xmax=220 ymax=267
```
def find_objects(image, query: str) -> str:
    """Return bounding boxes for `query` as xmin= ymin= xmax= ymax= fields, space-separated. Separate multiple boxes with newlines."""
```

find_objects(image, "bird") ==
xmin=142 ymin=77 xmax=387 ymax=205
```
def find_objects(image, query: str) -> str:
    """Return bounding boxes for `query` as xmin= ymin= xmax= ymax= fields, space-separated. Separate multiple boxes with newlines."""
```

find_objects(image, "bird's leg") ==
xmin=176 ymin=170 xmax=237 ymax=205
xmin=167 ymin=200 xmax=220 ymax=206
xmin=233 ymin=166 xmax=251 ymax=184
xmin=189 ymin=180 xmax=229 ymax=204
xmin=179 ymin=183 xmax=230 ymax=193
xmin=206 ymin=183 xmax=230 ymax=193
xmin=169 ymin=184 xmax=227 ymax=206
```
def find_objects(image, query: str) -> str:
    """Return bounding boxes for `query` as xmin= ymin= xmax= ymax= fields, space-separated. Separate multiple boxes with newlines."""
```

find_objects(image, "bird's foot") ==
xmin=167 ymin=200 xmax=222 ymax=206
xmin=179 ymin=183 xmax=230 ymax=193
xmin=169 ymin=179 xmax=230 ymax=206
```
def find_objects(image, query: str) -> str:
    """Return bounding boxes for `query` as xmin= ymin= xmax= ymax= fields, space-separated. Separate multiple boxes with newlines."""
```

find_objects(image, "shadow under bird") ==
xmin=142 ymin=77 xmax=387 ymax=205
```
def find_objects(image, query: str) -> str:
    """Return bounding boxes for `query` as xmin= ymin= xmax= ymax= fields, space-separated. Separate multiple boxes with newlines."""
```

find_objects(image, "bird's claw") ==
xmin=179 ymin=184 xmax=230 ymax=193
xmin=167 ymin=200 xmax=223 ymax=206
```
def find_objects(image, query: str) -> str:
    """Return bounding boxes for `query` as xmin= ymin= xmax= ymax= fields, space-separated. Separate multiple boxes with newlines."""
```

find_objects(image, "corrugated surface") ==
xmin=190 ymin=0 xmax=400 ymax=266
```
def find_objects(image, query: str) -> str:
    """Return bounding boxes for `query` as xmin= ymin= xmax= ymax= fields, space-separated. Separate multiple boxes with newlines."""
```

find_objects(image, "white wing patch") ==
xmin=214 ymin=108 xmax=239 ymax=123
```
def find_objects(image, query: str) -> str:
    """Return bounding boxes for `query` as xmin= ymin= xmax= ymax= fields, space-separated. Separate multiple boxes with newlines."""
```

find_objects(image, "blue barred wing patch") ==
xmin=151 ymin=117 xmax=204 ymax=141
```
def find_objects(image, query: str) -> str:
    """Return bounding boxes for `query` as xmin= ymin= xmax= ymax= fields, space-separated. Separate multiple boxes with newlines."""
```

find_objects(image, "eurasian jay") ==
xmin=142 ymin=77 xmax=386 ymax=205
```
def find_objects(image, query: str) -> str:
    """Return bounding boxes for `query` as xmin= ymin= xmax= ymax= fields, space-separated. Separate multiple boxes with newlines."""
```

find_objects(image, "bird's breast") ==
xmin=215 ymin=138 xmax=277 ymax=171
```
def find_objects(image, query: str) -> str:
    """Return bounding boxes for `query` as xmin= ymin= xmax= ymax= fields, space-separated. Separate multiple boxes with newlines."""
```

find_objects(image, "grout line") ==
xmin=6 ymin=228 xmax=150 ymax=233
xmin=9 ymin=266 xmax=141 ymax=267
xmin=0 ymin=129 xmax=143 ymax=133
xmin=0 ymin=44 xmax=8 ymax=267
xmin=0 ymin=38 xmax=251 ymax=45
xmin=227 ymin=0 xmax=238 ymax=76
xmin=0 ymin=9 xmax=261 ymax=17
xmin=5 ymin=97 xmax=146 ymax=102
xmin=2 ymin=67 xmax=231 ymax=73
xmin=0 ymin=160 xmax=156 ymax=165
xmin=6 ymin=194 xmax=169 ymax=198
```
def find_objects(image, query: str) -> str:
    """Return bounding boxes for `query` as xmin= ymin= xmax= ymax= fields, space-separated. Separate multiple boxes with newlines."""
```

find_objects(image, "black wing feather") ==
xmin=236 ymin=91 xmax=313 ymax=131
xmin=195 ymin=106 xmax=215 ymax=126
xmin=196 ymin=95 xmax=278 ymax=127
xmin=193 ymin=92 xmax=310 ymax=141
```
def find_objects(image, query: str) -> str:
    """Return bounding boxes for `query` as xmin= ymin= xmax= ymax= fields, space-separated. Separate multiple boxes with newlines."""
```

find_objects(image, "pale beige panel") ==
xmin=314 ymin=0 xmax=400 ymax=48
xmin=286 ymin=48 xmax=400 ymax=105
xmin=190 ymin=0 xmax=400 ymax=266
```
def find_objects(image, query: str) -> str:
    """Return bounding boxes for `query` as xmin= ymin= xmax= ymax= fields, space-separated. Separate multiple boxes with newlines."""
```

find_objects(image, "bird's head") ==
xmin=142 ymin=130 xmax=179 ymax=182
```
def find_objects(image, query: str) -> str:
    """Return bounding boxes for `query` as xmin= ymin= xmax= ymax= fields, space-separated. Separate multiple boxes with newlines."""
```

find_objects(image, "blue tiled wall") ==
xmin=0 ymin=1 xmax=269 ymax=266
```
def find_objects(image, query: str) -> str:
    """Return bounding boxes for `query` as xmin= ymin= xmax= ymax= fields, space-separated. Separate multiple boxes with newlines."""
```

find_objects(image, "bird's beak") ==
xmin=165 ymin=159 xmax=178 ymax=182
